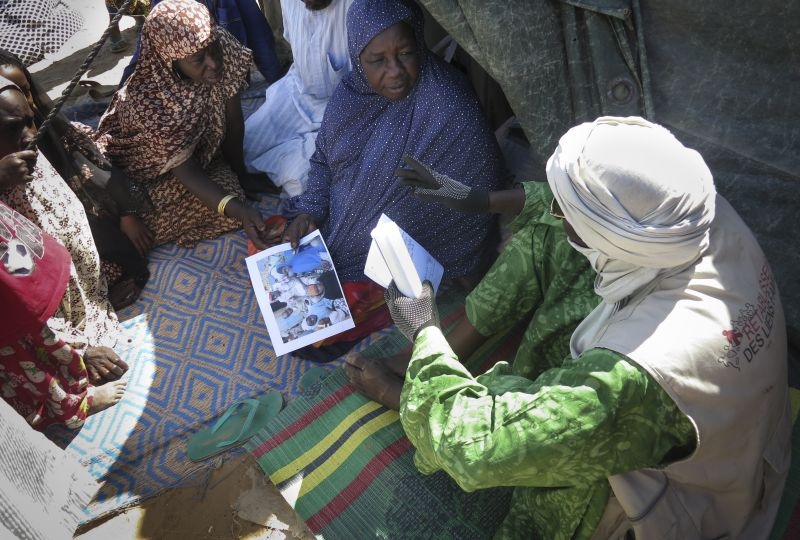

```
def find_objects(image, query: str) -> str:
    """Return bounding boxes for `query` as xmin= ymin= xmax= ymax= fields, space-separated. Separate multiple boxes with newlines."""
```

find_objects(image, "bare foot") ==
xmin=344 ymin=354 xmax=404 ymax=410
xmin=88 ymin=379 xmax=127 ymax=415
xmin=84 ymin=346 xmax=129 ymax=384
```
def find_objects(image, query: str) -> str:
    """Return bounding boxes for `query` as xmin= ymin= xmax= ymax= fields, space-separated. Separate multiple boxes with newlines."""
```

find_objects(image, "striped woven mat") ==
xmin=246 ymin=286 xmax=517 ymax=537
xmin=246 ymin=367 xmax=512 ymax=538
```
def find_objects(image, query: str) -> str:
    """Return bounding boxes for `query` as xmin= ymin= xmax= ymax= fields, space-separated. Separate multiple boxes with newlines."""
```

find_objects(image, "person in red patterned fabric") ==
xmin=0 ymin=201 xmax=127 ymax=429
xmin=0 ymin=49 xmax=152 ymax=310
xmin=0 ymin=74 xmax=129 ymax=387
xmin=0 ymin=77 xmax=127 ymax=429
xmin=95 ymin=0 xmax=270 ymax=250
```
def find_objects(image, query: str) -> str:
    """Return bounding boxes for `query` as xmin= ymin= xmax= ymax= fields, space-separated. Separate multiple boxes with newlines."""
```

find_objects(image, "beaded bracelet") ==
xmin=217 ymin=194 xmax=237 ymax=216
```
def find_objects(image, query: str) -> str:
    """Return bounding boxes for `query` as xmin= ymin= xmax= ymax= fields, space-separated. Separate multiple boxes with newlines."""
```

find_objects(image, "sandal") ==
xmin=108 ymin=278 xmax=141 ymax=310
xmin=298 ymin=366 xmax=332 ymax=391
xmin=187 ymin=391 xmax=284 ymax=462
xmin=109 ymin=38 xmax=129 ymax=54
xmin=78 ymin=80 xmax=118 ymax=101
xmin=108 ymin=269 xmax=149 ymax=311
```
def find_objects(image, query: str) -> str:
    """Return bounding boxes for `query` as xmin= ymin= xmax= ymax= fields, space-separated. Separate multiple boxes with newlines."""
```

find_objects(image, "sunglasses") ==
xmin=549 ymin=198 xmax=565 ymax=220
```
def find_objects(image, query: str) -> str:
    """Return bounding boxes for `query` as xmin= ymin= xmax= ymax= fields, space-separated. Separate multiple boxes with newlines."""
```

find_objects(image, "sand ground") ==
xmin=73 ymin=452 xmax=313 ymax=540
xmin=27 ymin=3 xmax=312 ymax=539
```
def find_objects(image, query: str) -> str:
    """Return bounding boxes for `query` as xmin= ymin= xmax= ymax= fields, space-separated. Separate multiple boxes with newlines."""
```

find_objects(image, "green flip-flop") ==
xmin=298 ymin=367 xmax=332 ymax=391
xmin=187 ymin=391 xmax=283 ymax=462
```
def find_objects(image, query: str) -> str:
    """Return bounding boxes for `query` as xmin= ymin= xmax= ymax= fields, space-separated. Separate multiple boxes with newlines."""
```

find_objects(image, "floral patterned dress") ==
xmin=0 ymin=326 xmax=94 ymax=430
xmin=0 ymin=156 xmax=120 ymax=350
xmin=95 ymin=0 xmax=253 ymax=247
xmin=0 ymin=201 xmax=95 ymax=430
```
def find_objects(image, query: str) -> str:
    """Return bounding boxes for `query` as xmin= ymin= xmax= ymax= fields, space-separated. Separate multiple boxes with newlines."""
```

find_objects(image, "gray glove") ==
xmin=395 ymin=154 xmax=489 ymax=213
xmin=384 ymin=281 xmax=440 ymax=342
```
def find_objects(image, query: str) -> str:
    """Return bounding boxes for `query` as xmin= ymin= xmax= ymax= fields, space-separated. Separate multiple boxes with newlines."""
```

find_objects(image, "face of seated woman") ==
xmin=359 ymin=22 xmax=420 ymax=101
xmin=0 ymin=88 xmax=36 ymax=160
xmin=173 ymin=40 xmax=223 ymax=85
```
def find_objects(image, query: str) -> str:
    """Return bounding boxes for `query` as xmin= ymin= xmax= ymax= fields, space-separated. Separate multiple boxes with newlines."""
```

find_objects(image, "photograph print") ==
xmin=245 ymin=230 xmax=354 ymax=355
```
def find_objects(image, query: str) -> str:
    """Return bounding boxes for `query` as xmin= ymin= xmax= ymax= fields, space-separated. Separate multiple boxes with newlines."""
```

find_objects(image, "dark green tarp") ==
xmin=421 ymin=0 xmax=800 ymax=361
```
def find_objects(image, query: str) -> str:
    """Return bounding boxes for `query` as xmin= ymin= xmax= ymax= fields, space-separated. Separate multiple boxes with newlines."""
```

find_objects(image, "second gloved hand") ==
xmin=384 ymin=281 xmax=440 ymax=342
xmin=395 ymin=154 xmax=489 ymax=213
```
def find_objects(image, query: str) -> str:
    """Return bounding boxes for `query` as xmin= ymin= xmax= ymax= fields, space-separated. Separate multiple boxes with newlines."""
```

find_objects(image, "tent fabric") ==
xmin=419 ymin=0 xmax=800 ymax=361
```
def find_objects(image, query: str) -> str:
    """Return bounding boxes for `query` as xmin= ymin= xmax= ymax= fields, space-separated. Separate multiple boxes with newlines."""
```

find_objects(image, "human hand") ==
xmin=234 ymin=203 xmax=269 ymax=250
xmin=384 ymin=281 xmax=440 ymax=342
xmin=259 ymin=215 xmax=287 ymax=249
xmin=283 ymin=213 xmax=318 ymax=250
xmin=83 ymin=346 xmax=129 ymax=384
xmin=0 ymin=150 xmax=37 ymax=190
xmin=119 ymin=214 xmax=154 ymax=257
xmin=395 ymin=154 xmax=489 ymax=213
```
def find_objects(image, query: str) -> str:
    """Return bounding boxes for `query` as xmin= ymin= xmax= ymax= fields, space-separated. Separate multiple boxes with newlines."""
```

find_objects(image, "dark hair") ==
xmin=0 ymin=49 xmax=52 ymax=118
xmin=0 ymin=48 xmax=70 ymax=165
xmin=0 ymin=48 xmax=83 ymax=183
xmin=0 ymin=49 xmax=26 ymax=74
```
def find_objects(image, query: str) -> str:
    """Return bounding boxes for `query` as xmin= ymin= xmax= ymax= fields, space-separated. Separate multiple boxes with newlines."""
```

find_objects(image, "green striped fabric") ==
xmin=246 ymin=285 xmax=517 ymax=537
xmin=246 ymin=367 xmax=513 ymax=537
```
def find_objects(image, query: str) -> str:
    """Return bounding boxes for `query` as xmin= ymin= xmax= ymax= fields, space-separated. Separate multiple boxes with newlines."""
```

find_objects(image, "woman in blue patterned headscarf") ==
xmin=283 ymin=0 xmax=504 ymax=287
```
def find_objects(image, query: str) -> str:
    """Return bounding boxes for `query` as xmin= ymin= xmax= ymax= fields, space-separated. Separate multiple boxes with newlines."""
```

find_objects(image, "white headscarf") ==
xmin=547 ymin=116 xmax=716 ymax=305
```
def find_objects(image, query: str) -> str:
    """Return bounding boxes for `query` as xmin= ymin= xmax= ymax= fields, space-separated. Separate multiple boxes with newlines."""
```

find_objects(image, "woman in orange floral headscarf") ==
xmin=95 ymin=0 xmax=268 ymax=249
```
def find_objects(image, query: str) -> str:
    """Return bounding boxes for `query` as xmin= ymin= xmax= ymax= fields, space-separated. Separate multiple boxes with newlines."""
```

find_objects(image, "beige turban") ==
xmin=546 ymin=116 xmax=716 ymax=270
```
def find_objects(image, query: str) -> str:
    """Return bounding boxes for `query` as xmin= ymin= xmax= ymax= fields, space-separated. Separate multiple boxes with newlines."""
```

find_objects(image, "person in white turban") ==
xmin=346 ymin=116 xmax=790 ymax=539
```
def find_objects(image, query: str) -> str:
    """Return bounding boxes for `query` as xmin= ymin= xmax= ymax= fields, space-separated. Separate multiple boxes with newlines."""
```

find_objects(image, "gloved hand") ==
xmin=395 ymin=154 xmax=489 ymax=213
xmin=384 ymin=281 xmax=440 ymax=342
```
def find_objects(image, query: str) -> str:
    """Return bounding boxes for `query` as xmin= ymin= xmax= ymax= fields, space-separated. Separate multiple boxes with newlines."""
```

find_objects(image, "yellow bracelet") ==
xmin=217 ymin=194 xmax=237 ymax=216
